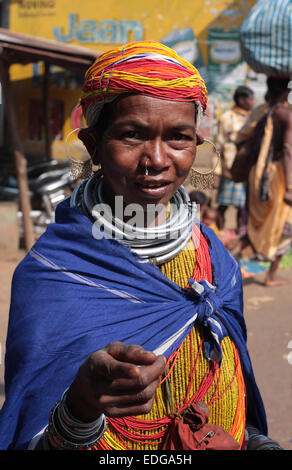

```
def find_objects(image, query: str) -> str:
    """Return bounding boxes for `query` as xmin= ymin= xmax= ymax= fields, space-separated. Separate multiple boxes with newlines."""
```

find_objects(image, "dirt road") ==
xmin=0 ymin=251 xmax=291 ymax=450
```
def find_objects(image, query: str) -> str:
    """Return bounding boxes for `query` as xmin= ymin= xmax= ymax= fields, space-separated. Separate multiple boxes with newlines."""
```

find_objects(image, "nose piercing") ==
xmin=145 ymin=159 xmax=149 ymax=176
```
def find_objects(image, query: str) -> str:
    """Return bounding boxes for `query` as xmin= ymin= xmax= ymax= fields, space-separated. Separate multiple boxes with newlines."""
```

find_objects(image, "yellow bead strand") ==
xmin=96 ymin=238 xmax=245 ymax=449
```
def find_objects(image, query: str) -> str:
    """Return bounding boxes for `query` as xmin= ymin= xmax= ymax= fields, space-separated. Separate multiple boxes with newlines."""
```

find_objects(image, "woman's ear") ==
xmin=196 ymin=133 xmax=204 ymax=146
xmin=78 ymin=128 xmax=100 ymax=165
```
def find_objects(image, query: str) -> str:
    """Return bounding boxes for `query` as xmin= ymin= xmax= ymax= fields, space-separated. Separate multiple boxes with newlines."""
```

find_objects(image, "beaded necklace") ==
xmin=93 ymin=231 xmax=246 ymax=450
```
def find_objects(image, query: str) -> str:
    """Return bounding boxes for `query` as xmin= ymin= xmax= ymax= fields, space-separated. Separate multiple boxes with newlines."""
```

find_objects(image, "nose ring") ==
xmin=145 ymin=158 xmax=149 ymax=176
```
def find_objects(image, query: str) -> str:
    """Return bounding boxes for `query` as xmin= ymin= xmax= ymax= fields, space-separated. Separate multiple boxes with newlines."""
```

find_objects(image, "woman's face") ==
xmin=94 ymin=94 xmax=197 ymax=210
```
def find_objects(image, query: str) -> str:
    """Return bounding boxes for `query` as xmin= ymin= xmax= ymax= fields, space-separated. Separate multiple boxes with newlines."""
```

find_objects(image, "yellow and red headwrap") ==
xmin=81 ymin=41 xmax=207 ymax=127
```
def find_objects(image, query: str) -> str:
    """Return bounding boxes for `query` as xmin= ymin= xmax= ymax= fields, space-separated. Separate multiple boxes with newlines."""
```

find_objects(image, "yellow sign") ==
xmin=9 ymin=0 xmax=257 ymax=158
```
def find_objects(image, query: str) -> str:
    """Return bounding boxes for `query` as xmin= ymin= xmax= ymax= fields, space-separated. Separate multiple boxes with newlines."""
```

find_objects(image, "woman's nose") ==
xmin=143 ymin=138 xmax=169 ymax=171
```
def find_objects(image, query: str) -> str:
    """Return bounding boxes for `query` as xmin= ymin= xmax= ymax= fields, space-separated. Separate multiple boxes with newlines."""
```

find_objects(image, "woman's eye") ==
xmin=173 ymin=133 xmax=184 ymax=140
xmin=122 ymin=130 xmax=141 ymax=140
xmin=171 ymin=133 xmax=191 ymax=141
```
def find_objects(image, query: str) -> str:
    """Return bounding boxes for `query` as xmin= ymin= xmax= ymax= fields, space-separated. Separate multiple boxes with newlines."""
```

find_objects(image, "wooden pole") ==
xmin=43 ymin=61 xmax=51 ymax=161
xmin=0 ymin=59 xmax=35 ymax=251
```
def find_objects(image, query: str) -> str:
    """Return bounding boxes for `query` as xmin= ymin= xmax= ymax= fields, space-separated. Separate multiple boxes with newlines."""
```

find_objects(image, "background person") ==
xmin=201 ymin=206 xmax=220 ymax=235
xmin=244 ymin=77 xmax=292 ymax=286
xmin=189 ymin=189 xmax=209 ymax=221
xmin=215 ymin=86 xmax=255 ymax=231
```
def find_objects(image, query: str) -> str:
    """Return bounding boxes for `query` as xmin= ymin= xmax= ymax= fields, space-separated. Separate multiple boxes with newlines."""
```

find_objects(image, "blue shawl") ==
xmin=0 ymin=199 xmax=267 ymax=449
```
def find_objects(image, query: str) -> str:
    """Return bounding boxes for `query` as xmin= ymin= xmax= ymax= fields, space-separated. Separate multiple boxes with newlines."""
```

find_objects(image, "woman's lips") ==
xmin=135 ymin=180 xmax=172 ymax=197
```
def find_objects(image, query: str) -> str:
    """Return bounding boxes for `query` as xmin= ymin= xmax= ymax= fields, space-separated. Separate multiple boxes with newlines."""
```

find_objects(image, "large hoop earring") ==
xmin=190 ymin=139 xmax=221 ymax=190
xmin=65 ymin=128 xmax=94 ymax=181
xmin=70 ymin=157 xmax=94 ymax=181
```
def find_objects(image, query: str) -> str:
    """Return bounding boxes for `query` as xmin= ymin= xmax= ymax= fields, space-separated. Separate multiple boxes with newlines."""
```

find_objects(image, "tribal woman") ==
xmin=0 ymin=42 xmax=281 ymax=450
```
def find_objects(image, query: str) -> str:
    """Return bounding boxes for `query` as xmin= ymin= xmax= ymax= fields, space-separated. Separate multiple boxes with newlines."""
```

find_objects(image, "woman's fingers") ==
xmin=67 ymin=342 xmax=166 ymax=421
xmin=90 ymin=349 xmax=142 ymax=381
xmin=93 ymin=351 xmax=166 ymax=417
xmin=102 ymin=396 xmax=157 ymax=418
xmin=104 ymin=342 xmax=159 ymax=366
xmin=99 ymin=378 xmax=159 ymax=409
xmin=103 ymin=357 xmax=166 ymax=392
xmin=91 ymin=342 xmax=165 ymax=383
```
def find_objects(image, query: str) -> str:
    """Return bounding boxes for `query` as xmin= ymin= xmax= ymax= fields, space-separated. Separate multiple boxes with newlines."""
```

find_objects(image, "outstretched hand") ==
xmin=66 ymin=342 xmax=166 ymax=422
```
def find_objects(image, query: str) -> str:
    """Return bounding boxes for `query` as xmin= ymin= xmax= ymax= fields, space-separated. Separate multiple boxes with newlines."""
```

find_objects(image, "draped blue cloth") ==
xmin=0 ymin=199 xmax=267 ymax=449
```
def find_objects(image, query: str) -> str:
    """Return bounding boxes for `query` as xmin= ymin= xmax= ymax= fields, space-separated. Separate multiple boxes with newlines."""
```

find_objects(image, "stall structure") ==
xmin=0 ymin=28 xmax=100 ymax=250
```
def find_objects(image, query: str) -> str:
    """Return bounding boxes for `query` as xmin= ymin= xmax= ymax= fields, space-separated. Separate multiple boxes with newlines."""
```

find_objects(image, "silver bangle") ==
xmin=45 ymin=389 xmax=107 ymax=450
xmin=59 ymin=389 xmax=104 ymax=440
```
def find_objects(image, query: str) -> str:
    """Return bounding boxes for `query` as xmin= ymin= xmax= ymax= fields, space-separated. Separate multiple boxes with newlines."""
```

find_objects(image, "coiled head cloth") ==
xmin=81 ymin=41 xmax=208 ymax=129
